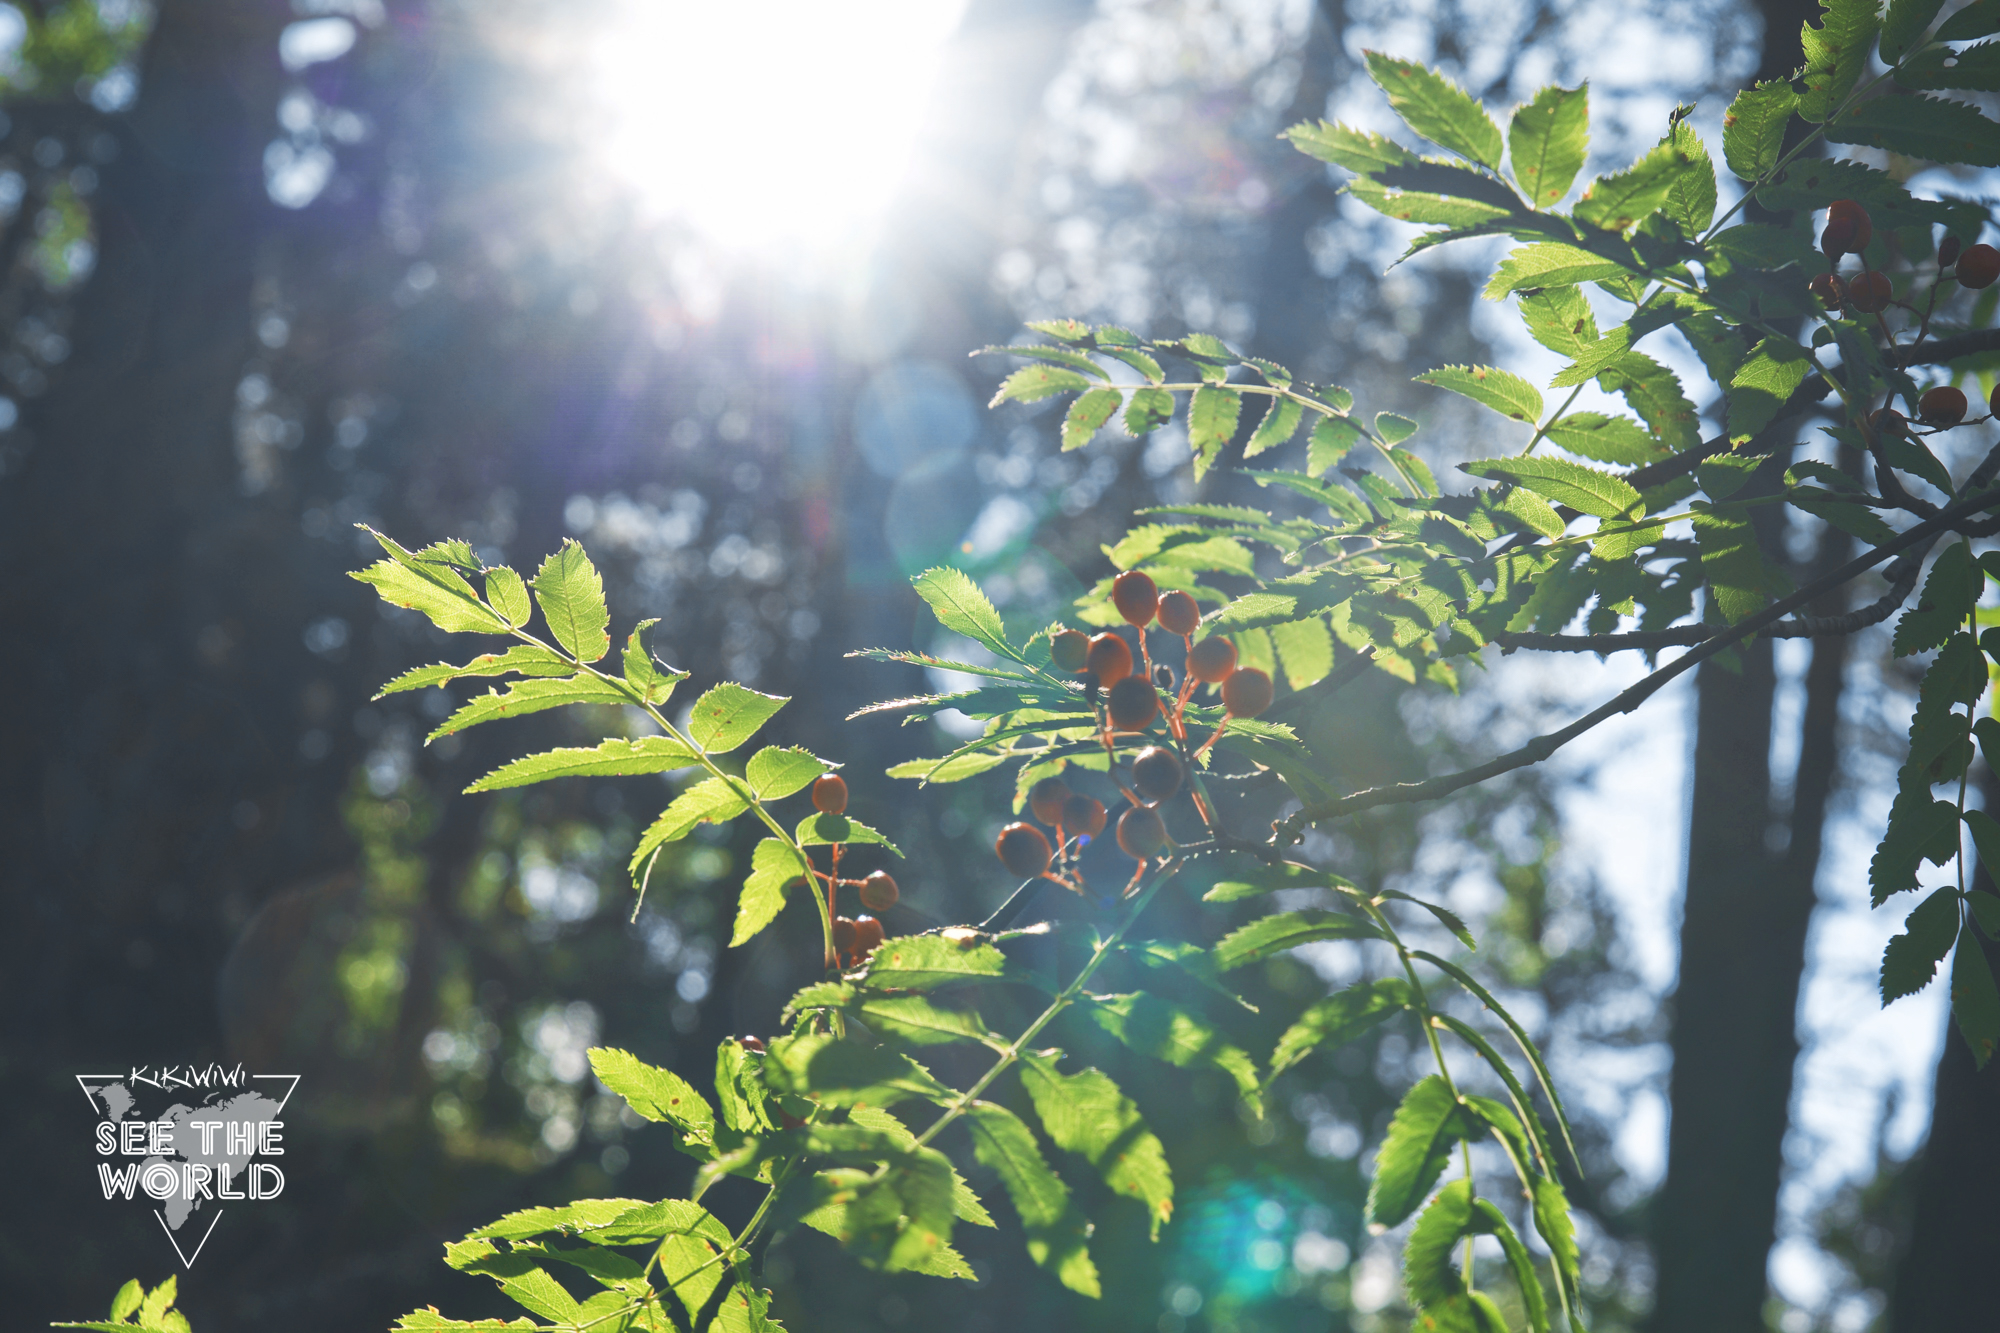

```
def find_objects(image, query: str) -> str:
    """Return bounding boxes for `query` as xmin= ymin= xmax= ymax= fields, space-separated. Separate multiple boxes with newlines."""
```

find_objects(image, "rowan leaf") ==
xmin=588 ymin=1047 xmax=717 ymax=1152
xmin=1244 ymin=395 xmax=1304 ymax=457
xmin=962 ymin=1102 xmax=1100 ymax=1297
xmin=1727 ymin=337 xmax=1814 ymax=444
xmin=1018 ymin=1050 xmax=1174 ymax=1238
xmin=1417 ymin=365 xmax=1542 ymax=423
xmin=1950 ymin=922 xmax=2000 ymax=1068
xmin=732 ymin=838 xmax=810 ymax=947
xmin=376 ymin=645 xmax=575 ymax=697
xmin=629 ymin=777 xmax=751 ymax=887
xmin=1367 ymin=1075 xmax=1479 ymax=1228
xmin=1485 ymin=242 xmax=1635 ymax=299
xmin=1083 ymin=991 xmax=1262 ymax=1112
xmin=859 ymin=933 xmax=1012 ymax=990
xmin=991 ymin=364 xmax=1093 ymax=406
xmin=428 ymin=674 xmax=635 ymax=742
xmin=911 ymin=566 xmax=1014 ymax=660
xmin=1213 ymin=909 xmax=1386 ymax=971
xmin=1270 ymin=977 xmax=1413 ymax=1077
xmin=1283 ymin=119 xmax=1417 ymax=173
xmin=532 ymin=540 xmax=611 ymax=663
xmin=1463 ymin=456 xmax=1642 ymax=519
xmin=1798 ymin=0 xmax=1881 ymax=122
xmin=1881 ymin=885 xmax=1963 ymax=1001
xmin=1826 ymin=94 xmax=2000 ymax=166
xmin=1365 ymin=51 xmax=1504 ymax=168
xmin=465 ymin=736 xmax=700 ymax=793
xmin=1062 ymin=388 xmax=1122 ymax=451
xmin=1541 ymin=412 xmax=1663 ymax=464
xmin=1124 ymin=386 xmax=1176 ymax=434
xmin=745 ymin=746 xmax=832 ymax=800
xmin=1722 ymin=81 xmax=1799 ymax=179
xmin=1507 ymin=84 xmax=1589 ymax=207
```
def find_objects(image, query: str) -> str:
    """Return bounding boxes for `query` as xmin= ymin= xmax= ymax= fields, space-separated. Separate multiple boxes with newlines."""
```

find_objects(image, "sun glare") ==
xmin=590 ymin=1 xmax=970 ymax=254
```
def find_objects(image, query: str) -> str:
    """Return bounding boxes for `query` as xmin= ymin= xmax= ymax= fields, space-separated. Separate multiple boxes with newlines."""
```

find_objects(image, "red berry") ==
xmin=1086 ymin=632 xmax=1134 ymax=687
xmin=1111 ymin=570 xmax=1159 ymax=628
xmin=833 ymin=916 xmax=859 ymax=951
xmin=1958 ymin=243 xmax=2000 ymax=289
xmin=1131 ymin=746 xmax=1184 ymax=802
xmin=1919 ymin=386 xmax=1968 ymax=425
xmin=1061 ymin=792 xmax=1107 ymax=839
xmin=1849 ymin=270 xmax=1893 ymax=313
xmin=1870 ymin=407 xmax=1907 ymax=441
xmin=1939 ymin=235 xmax=1964 ymax=268
xmin=811 ymin=773 xmax=848 ymax=815
xmin=1991 ymin=382 xmax=2000 ymax=419
xmin=1828 ymin=199 xmax=1872 ymax=251
xmin=740 ymin=1035 xmax=766 ymax=1053
xmin=1820 ymin=217 xmax=1857 ymax=260
xmin=996 ymin=822 xmax=1053 ymax=878
xmin=1050 ymin=629 xmax=1089 ymax=672
xmin=1186 ymin=635 xmax=1238 ymax=684
xmin=859 ymin=870 xmax=899 ymax=912
xmin=1157 ymin=589 xmax=1201 ymax=637
xmin=1116 ymin=805 xmax=1169 ymax=859
xmin=854 ymin=915 xmax=885 ymax=955
xmin=1107 ymin=676 xmax=1161 ymax=731
xmin=1028 ymin=777 xmax=1072 ymax=826
xmin=1222 ymin=666 xmax=1273 ymax=718
xmin=1809 ymin=273 xmax=1844 ymax=308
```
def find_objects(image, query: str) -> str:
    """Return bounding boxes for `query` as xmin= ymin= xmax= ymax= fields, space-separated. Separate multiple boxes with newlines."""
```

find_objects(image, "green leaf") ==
xmin=1124 ymin=385 xmax=1175 ymax=434
xmin=1969 ymin=890 xmax=2000 ymax=939
xmin=884 ymin=750 xmax=1010 ymax=783
xmin=1122 ymin=937 xmax=1260 ymax=1011
xmin=588 ymin=1047 xmax=717 ymax=1152
xmin=1270 ymin=978 xmax=1414 ymax=1078
xmin=1938 ymin=0 xmax=2000 ymax=40
xmin=1574 ymin=139 xmax=1692 ymax=233
xmin=1895 ymin=543 xmax=1979 ymax=656
xmin=1950 ymin=921 xmax=2000 ymax=1067
xmin=1027 ymin=318 xmax=1091 ymax=343
xmin=962 ymin=1102 xmax=1101 ymax=1297
xmin=1347 ymin=176 xmax=1514 ymax=227
xmin=763 ymin=1034 xmax=950 ymax=1108
xmin=686 ymin=682 xmax=788 ymax=753
xmin=1270 ymin=617 xmax=1335 ymax=689
xmin=1882 ymin=885 xmax=1963 ymax=1001
xmin=1692 ymin=508 xmax=1775 ymax=624
xmin=1882 ymin=434 xmax=1955 ymax=496
xmin=795 ymin=812 xmax=901 ymax=854
xmin=1284 ymin=119 xmax=1417 ymax=173
xmin=463 ymin=736 xmax=700 ymax=794
xmin=465 ymin=1198 xmax=654 ymax=1241
xmin=1244 ymin=396 xmax=1304 ymax=458
xmin=1533 ymin=1173 xmax=1583 ymax=1318
xmin=1367 ymin=1075 xmax=1479 ymax=1228
xmin=1084 ymin=991 xmax=1263 ymax=1111
xmin=1662 ymin=121 xmax=1718 ymax=232
xmin=978 ymin=343 xmax=1109 ymax=379
xmin=531 ymin=540 xmax=611 ymax=664
xmin=140 ymin=1280 xmax=178 ymax=1330
xmin=1542 ymin=412 xmax=1663 ymax=465
xmin=848 ymin=993 xmax=997 ymax=1047
xmin=991 ymin=364 xmax=1092 ymax=406
xmin=110 ymin=1280 xmax=144 ymax=1323
xmin=1214 ymin=909 xmax=1385 ymax=971
xmin=376 ymin=645 xmax=576 ymax=697
xmin=733 ymin=838 xmax=809 ymax=947
xmin=428 ymin=674 xmax=634 ymax=742
xmin=745 ymin=746 xmax=831 ymax=800
xmin=621 ymin=619 xmax=686 ymax=705
xmin=1508 ymin=84 xmax=1589 ymax=206
xmin=1018 ymin=1050 xmax=1174 ymax=1238
xmin=1381 ymin=889 xmax=1476 ymax=948
xmin=1882 ymin=0 xmax=1947 ymax=60
xmin=392 ymin=1311 xmax=536 ymax=1330
xmin=1365 ymin=51 xmax=1504 ymax=168
xmin=1417 ymin=365 xmax=1543 ymax=423
xmin=860 ymin=932 xmax=1012 ymax=990
xmin=1463 ymin=456 xmax=1642 ymax=519
xmin=1826 ymin=94 xmax=2000 ymax=166
xmin=1727 ymin=337 xmax=1814 ymax=444
xmin=1061 ymin=388 xmax=1122 ymax=451
xmin=1189 ymin=385 xmax=1243 ymax=476
xmin=1799 ymin=0 xmax=1881 ymax=122
xmin=911 ymin=566 xmax=1015 ymax=661
xmin=1376 ymin=412 xmax=1419 ymax=446
xmin=1722 ymin=81 xmax=1799 ymax=179
xmin=1897 ymin=39 xmax=2000 ymax=91
xmin=1307 ymin=415 xmax=1365 ymax=475
xmin=629 ymin=777 xmax=752 ymax=888
xmin=352 ymin=554 xmax=509 ymax=635
xmin=1598 ymin=350 xmax=1700 ymax=453
xmin=484 ymin=566 xmax=532 ymax=627
xmin=1484 ymin=242 xmax=1634 ymax=299
xmin=1517 ymin=286 xmax=1598 ymax=357
xmin=845 ymin=1104 xmax=995 ymax=1230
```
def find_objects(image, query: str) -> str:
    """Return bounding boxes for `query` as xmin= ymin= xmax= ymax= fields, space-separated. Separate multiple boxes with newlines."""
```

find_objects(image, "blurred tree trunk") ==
xmin=1648 ymin=4 xmax=1836 ymax=1323
xmin=1887 ymin=768 xmax=2000 ymax=1329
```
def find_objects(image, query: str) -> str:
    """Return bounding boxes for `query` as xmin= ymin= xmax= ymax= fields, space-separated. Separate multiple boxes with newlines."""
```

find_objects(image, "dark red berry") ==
xmin=1958 ymin=243 xmax=2000 ymax=289
xmin=1111 ymin=569 xmax=1159 ymax=628
xmin=1919 ymin=386 xmax=1968 ymax=425
xmin=996 ymin=822 xmax=1053 ymax=878
xmin=1107 ymin=676 xmax=1161 ymax=731
xmin=740 ymin=1035 xmax=766 ymax=1053
xmin=1809 ymin=273 xmax=1844 ymax=308
xmin=1028 ymin=777 xmax=1072 ymax=826
xmin=1050 ymin=629 xmax=1089 ymax=672
xmin=833 ymin=916 xmax=859 ymax=951
xmin=1991 ymin=382 xmax=2000 ymax=419
xmin=1820 ymin=216 xmax=1857 ymax=260
xmin=1849 ymin=270 xmax=1893 ymax=313
xmin=1222 ymin=666 xmax=1273 ymax=718
xmin=854 ymin=915 xmax=885 ymax=955
xmin=1939 ymin=235 xmax=1963 ymax=268
xmin=1116 ymin=805 xmax=1169 ymax=859
xmin=1186 ymin=636 xmax=1237 ymax=684
xmin=1157 ymin=589 xmax=1201 ymax=637
xmin=1086 ymin=632 xmax=1134 ymax=687
xmin=1131 ymin=746 xmax=1184 ymax=803
xmin=1870 ymin=407 xmax=1907 ymax=441
xmin=811 ymin=773 xmax=848 ymax=815
xmin=1061 ymin=793 xmax=1107 ymax=839
xmin=859 ymin=870 xmax=899 ymax=912
xmin=1828 ymin=199 xmax=1872 ymax=251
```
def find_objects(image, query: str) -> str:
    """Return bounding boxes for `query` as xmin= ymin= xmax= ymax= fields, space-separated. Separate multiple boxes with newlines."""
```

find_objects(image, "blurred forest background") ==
xmin=2 ymin=2 xmax=1995 ymax=1332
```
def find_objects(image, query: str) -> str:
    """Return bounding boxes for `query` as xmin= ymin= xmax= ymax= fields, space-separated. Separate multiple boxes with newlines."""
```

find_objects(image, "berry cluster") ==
xmin=995 ymin=569 xmax=1274 ymax=894
xmin=806 ymin=773 xmax=899 ymax=968
xmin=1812 ymin=201 xmax=2000 ymax=440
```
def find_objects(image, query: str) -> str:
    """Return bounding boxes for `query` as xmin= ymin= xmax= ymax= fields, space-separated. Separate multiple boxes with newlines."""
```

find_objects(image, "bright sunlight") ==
xmin=589 ymin=0 xmax=970 ymax=253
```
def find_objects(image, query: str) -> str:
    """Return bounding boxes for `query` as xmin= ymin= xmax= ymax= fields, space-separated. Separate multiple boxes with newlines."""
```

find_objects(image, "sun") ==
xmin=588 ymin=0 xmax=970 ymax=255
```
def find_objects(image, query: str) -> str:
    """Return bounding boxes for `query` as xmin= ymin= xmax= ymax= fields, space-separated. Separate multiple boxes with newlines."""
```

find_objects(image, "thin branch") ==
xmin=1275 ymin=487 xmax=2000 ymax=839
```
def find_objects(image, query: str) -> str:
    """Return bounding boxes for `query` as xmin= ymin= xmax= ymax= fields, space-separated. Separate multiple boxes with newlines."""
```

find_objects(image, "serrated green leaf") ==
xmin=1517 ymin=286 xmax=1598 ymax=358
xmin=687 ymin=682 xmax=788 ymax=753
xmin=1464 ymin=456 xmax=1642 ymax=519
xmin=1484 ymin=242 xmax=1634 ymax=299
xmin=1599 ymin=350 xmax=1700 ymax=452
xmin=1882 ymin=0 xmax=1947 ymax=60
xmin=1085 ymin=991 xmax=1262 ymax=1111
xmin=991 ymin=364 xmax=1092 ymax=406
xmin=795 ymin=812 xmax=901 ymax=854
xmin=1270 ymin=616 xmax=1335 ymax=689
xmin=1663 ymin=121 xmax=1718 ymax=232
xmin=1307 ymin=415 xmax=1365 ymax=475
xmin=484 ymin=566 xmax=532 ymax=627
xmin=1270 ymin=977 xmax=1413 ymax=1077
xmin=1727 ymin=338 xmax=1813 ymax=444
xmin=733 ymin=838 xmax=810 ymax=947
xmin=763 ymin=1034 xmax=951 ymax=1108
xmin=1381 ymin=889 xmax=1477 ymax=948
xmin=884 ymin=751 xmax=1009 ymax=783
xmin=1189 ymin=386 xmax=1243 ymax=472
xmin=1692 ymin=508 xmax=1775 ymax=623
xmin=1283 ymin=118 xmax=1417 ymax=173
xmin=1799 ymin=0 xmax=1880 ymax=122
xmin=963 ymin=1102 xmax=1101 ymax=1297
xmin=1723 ymin=81 xmax=1799 ymax=180
xmin=629 ymin=777 xmax=752 ymax=889
xmin=1347 ymin=175 xmax=1514 ymax=227
xmin=1895 ymin=543 xmax=1979 ymax=656
xmin=1368 ymin=1076 xmax=1479 ymax=1227
xmin=352 ymin=557 xmax=509 ymax=635
xmin=1027 ymin=317 xmax=1091 ymax=343
xmin=466 ymin=1198 xmax=654 ymax=1241
xmin=851 ymin=993 xmax=997 ymax=1046
xmin=1541 ymin=411 xmax=1662 ymax=465
xmin=911 ymin=566 xmax=1015 ymax=661
xmin=532 ymin=540 xmax=611 ymax=663
xmin=377 ymin=645 xmax=575 ymax=697
xmin=1365 ymin=51 xmax=1504 ymax=168
xmin=1897 ymin=38 xmax=2000 ymax=90
xmin=1508 ymin=84 xmax=1589 ymax=206
xmin=621 ymin=618 xmax=685 ymax=705
xmin=745 ymin=746 xmax=831 ymax=800
xmin=1827 ymin=94 xmax=2000 ymax=165
xmin=1417 ymin=365 xmax=1543 ymax=423
xmin=465 ymin=735 xmax=700 ymax=794
xmin=978 ymin=344 xmax=1109 ymax=379
xmin=1951 ymin=922 xmax=2000 ymax=1067
xmin=1018 ymin=1050 xmax=1173 ymax=1238
xmin=1244 ymin=395 xmax=1304 ymax=457
xmin=1214 ymin=909 xmax=1385 ymax=972
xmin=391 ymin=1311 xmax=537 ymax=1330
xmin=1882 ymin=885 xmax=1962 ymax=1001
xmin=1938 ymin=0 xmax=2000 ymax=39
xmin=428 ymin=674 xmax=634 ymax=742
xmin=859 ymin=933 xmax=1011 ymax=990
xmin=443 ymin=1244 xmax=585 ymax=1323
xmin=110 ymin=1280 xmax=144 ymax=1323
xmin=588 ymin=1047 xmax=717 ymax=1152
xmin=1574 ymin=139 xmax=1691 ymax=233
xmin=1061 ymin=387 xmax=1122 ymax=450
xmin=1375 ymin=412 xmax=1419 ymax=446
xmin=1124 ymin=385 xmax=1175 ymax=434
